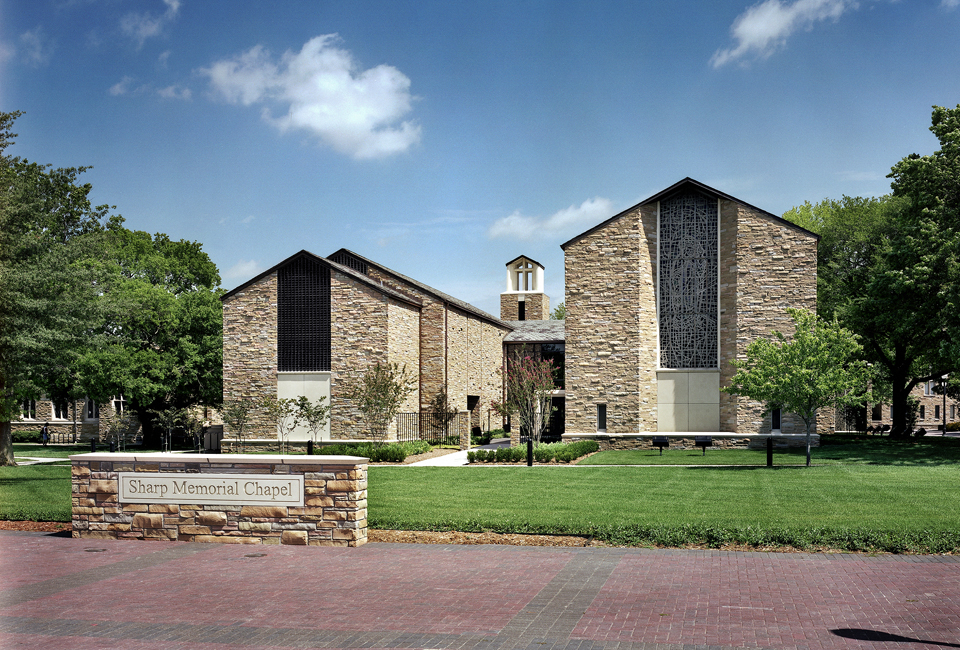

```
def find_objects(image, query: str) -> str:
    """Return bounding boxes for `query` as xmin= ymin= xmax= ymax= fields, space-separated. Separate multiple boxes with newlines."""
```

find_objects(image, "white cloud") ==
xmin=224 ymin=259 xmax=265 ymax=282
xmin=201 ymin=34 xmax=420 ymax=160
xmin=240 ymin=215 xmax=255 ymax=224
xmin=157 ymin=84 xmax=191 ymax=100
xmin=19 ymin=27 xmax=53 ymax=67
xmin=943 ymin=0 xmax=959 ymax=9
xmin=109 ymin=76 xmax=136 ymax=96
xmin=121 ymin=0 xmax=181 ymax=48
xmin=487 ymin=197 xmax=615 ymax=241
xmin=711 ymin=0 xmax=856 ymax=68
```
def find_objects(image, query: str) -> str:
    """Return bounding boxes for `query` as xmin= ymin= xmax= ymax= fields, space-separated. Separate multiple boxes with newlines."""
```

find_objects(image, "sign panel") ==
xmin=118 ymin=473 xmax=304 ymax=506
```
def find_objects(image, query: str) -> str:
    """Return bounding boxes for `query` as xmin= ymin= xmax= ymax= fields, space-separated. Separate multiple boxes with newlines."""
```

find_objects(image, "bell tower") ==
xmin=500 ymin=256 xmax=549 ymax=321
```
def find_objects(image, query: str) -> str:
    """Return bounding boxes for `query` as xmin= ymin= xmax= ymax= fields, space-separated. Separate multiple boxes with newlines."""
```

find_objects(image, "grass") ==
xmin=6 ymin=435 xmax=960 ymax=551
xmin=0 ymin=464 xmax=72 ymax=522
xmin=578 ymin=434 xmax=960 ymax=466
xmin=368 ymin=463 xmax=960 ymax=552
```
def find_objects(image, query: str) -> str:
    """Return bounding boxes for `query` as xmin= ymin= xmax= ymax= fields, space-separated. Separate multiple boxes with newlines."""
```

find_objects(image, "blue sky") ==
xmin=2 ymin=0 xmax=959 ymax=316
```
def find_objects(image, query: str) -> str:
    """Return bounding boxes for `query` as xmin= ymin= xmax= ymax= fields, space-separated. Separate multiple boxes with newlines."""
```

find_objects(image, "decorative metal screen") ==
xmin=278 ymin=256 xmax=331 ymax=371
xmin=658 ymin=192 xmax=718 ymax=368
xmin=329 ymin=251 xmax=367 ymax=275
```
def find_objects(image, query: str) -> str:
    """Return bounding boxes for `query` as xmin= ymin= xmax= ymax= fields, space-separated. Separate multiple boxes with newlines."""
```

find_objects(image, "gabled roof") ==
xmin=503 ymin=319 xmax=565 ymax=343
xmin=328 ymin=248 xmax=513 ymax=330
xmin=504 ymin=255 xmax=545 ymax=269
xmin=221 ymin=250 xmax=422 ymax=308
xmin=560 ymin=177 xmax=820 ymax=250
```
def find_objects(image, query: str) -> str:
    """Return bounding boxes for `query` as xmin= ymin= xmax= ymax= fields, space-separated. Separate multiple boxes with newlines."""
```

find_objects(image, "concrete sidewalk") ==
xmin=2 ymin=531 xmax=958 ymax=650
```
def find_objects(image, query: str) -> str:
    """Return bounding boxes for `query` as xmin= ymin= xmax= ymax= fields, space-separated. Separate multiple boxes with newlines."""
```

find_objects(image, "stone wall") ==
xmin=563 ymin=204 xmax=658 ymax=434
xmin=71 ymin=453 xmax=367 ymax=546
xmin=11 ymin=399 xmax=97 ymax=439
xmin=330 ymin=271 xmax=419 ymax=440
xmin=500 ymin=293 xmax=549 ymax=321
xmin=729 ymin=204 xmax=818 ymax=434
xmin=364 ymin=265 xmax=509 ymax=427
xmin=222 ymin=272 xmax=278 ymax=439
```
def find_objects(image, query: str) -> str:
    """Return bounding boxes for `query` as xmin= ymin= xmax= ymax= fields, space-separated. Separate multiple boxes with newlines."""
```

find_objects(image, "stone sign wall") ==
xmin=70 ymin=453 xmax=367 ymax=546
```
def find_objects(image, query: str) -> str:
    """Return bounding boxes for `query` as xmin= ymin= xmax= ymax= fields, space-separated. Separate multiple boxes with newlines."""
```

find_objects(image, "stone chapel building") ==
xmin=222 ymin=177 xmax=823 ymax=445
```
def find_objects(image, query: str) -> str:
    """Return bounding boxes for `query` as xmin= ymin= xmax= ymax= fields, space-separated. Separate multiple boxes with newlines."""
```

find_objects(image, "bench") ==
xmin=695 ymin=436 xmax=712 ymax=456
xmin=652 ymin=436 xmax=669 ymax=455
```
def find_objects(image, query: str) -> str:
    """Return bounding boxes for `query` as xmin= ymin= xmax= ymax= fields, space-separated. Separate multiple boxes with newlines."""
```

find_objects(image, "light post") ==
xmin=942 ymin=375 xmax=947 ymax=434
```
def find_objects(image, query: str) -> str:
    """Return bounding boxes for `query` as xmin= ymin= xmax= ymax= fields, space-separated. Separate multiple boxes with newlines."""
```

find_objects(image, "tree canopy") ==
xmin=783 ymin=105 xmax=960 ymax=436
xmin=0 ymin=111 xmax=223 ymax=460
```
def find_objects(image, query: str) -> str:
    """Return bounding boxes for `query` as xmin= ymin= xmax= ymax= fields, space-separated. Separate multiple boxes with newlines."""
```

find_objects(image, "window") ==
xmin=919 ymin=405 xmax=925 ymax=420
xmin=53 ymin=401 xmax=69 ymax=420
xmin=935 ymin=405 xmax=941 ymax=420
xmin=21 ymin=399 xmax=36 ymax=420
xmin=597 ymin=404 xmax=607 ymax=432
xmin=924 ymin=381 xmax=934 ymax=396
xmin=871 ymin=403 xmax=882 ymax=421
xmin=86 ymin=399 xmax=99 ymax=420
xmin=952 ymin=405 xmax=956 ymax=420
xmin=771 ymin=408 xmax=782 ymax=431
xmin=113 ymin=395 xmax=126 ymax=414
xmin=658 ymin=192 xmax=718 ymax=369
xmin=518 ymin=300 xmax=526 ymax=321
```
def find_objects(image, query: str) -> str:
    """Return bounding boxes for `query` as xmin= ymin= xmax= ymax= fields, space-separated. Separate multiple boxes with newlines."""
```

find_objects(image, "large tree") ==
xmin=783 ymin=105 xmax=960 ymax=436
xmin=77 ymin=223 xmax=224 ymax=447
xmin=0 ymin=111 xmax=112 ymax=465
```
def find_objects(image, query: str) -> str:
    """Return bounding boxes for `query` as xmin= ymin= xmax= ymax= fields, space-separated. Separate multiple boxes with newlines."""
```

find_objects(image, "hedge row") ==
xmin=315 ymin=440 xmax=432 ymax=462
xmin=467 ymin=439 xmax=599 ymax=464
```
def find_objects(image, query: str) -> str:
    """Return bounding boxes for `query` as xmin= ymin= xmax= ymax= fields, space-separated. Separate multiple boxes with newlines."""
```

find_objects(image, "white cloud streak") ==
xmin=943 ymin=0 xmax=959 ymax=9
xmin=121 ymin=0 xmax=181 ymax=48
xmin=201 ymin=34 xmax=420 ymax=160
xmin=487 ymin=198 xmax=615 ymax=242
xmin=19 ymin=27 xmax=53 ymax=67
xmin=711 ymin=0 xmax=856 ymax=68
xmin=224 ymin=259 xmax=265 ymax=282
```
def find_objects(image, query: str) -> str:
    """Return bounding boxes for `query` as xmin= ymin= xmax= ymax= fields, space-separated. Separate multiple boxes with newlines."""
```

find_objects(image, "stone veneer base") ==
xmin=70 ymin=453 xmax=367 ymax=547
xmin=562 ymin=432 xmax=819 ymax=451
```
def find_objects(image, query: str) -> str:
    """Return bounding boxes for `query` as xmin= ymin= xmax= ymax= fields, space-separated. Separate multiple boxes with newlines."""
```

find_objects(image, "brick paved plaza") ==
xmin=1 ymin=531 xmax=958 ymax=650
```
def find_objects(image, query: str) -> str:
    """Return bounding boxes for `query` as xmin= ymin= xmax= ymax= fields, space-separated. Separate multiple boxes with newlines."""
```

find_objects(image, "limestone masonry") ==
xmin=71 ymin=453 xmax=367 ymax=546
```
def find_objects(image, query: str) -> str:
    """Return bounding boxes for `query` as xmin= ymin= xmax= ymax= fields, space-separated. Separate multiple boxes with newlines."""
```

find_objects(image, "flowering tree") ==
xmin=723 ymin=309 xmax=871 ymax=466
xmin=491 ymin=352 xmax=557 ymax=443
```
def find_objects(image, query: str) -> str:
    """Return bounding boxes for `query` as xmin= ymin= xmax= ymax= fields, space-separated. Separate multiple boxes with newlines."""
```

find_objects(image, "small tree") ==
xmin=151 ymin=406 xmax=184 ymax=452
xmin=723 ymin=308 xmax=871 ymax=466
xmin=429 ymin=386 xmax=459 ymax=444
xmin=296 ymin=395 xmax=331 ymax=444
xmin=348 ymin=362 xmax=415 ymax=445
xmin=222 ymin=397 xmax=255 ymax=453
xmin=260 ymin=396 xmax=300 ymax=454
xmin=550 ymin=301 xmax=566 ymax=320
xmin=491 ymin=351 xmax=557 ymax=444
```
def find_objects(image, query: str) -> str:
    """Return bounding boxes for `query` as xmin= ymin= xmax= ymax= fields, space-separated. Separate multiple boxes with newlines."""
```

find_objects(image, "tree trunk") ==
xmin=804 ymin=418 xmax=812 ymax=467
xmin=889 ymin=346 xmax=911 ymax=437
xmin=0 ymin=421 xmax=16 ymax=466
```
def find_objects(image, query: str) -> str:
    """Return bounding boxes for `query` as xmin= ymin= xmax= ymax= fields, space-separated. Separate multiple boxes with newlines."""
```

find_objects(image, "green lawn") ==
xmin=5 ymin=436 xmax=960 ymax=552
xmin=0 ymin=464 xmax=72 ymax=522
xmin=578 ymin=435 xmax=960 ymax=466
xmin=369 ymin=463 xmax=960 ymax=551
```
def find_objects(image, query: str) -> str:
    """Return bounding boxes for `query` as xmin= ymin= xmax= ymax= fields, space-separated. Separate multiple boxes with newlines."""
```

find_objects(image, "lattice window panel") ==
xmin=278 ymin=256 xmax=331 ymax=372
xmin=658 ymin=191 xmax=718 ymax=368
xmin=329 ymin=251 xmax=367 ymax=275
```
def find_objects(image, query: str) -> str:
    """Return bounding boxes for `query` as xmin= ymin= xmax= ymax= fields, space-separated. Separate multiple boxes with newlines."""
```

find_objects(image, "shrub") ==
xmin=12 ymin=430 xmax=40 ymax=443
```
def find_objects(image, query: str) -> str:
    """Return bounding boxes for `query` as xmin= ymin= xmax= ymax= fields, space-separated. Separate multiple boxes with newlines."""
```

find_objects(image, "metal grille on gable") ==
xmin=278 ymin=256 xmax=331 ymax=372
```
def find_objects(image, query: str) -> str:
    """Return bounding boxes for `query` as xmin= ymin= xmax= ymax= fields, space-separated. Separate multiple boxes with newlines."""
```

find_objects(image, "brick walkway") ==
xmin=1 ymin=531 xmax=958 ymax=650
